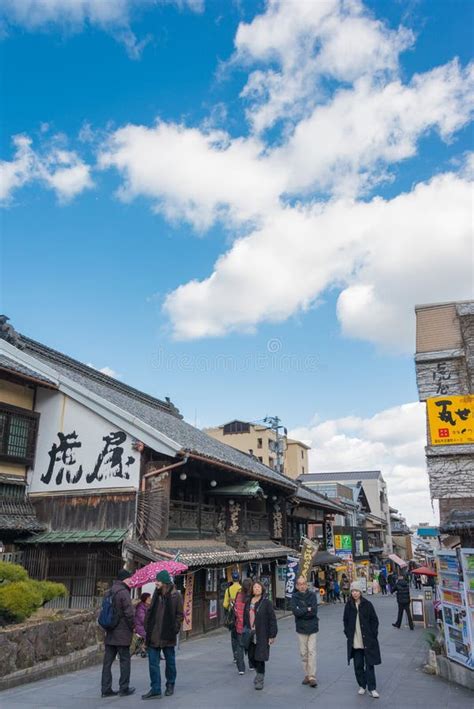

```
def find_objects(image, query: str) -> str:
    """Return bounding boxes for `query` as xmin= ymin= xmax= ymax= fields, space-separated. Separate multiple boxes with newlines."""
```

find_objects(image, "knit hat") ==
xmin=117 ymin=569 xmax=132 ymax=581
xmin=156 ymin=570 xmax=172 ymax=584
xmin=350 ymin=581 xmax=363 ymax=592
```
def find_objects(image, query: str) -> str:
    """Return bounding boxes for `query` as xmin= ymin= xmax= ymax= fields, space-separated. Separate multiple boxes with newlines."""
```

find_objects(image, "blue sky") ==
xmin=0 ymin=0 xmax=472 ymax=522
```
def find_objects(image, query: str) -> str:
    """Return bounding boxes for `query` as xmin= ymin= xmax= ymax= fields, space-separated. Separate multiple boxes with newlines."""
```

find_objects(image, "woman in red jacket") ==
xmin=234 ymin=578 xmax=252 ymax=674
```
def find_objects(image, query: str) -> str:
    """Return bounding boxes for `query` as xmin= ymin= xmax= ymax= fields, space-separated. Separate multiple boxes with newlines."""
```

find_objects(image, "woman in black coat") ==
xmin=343 ymin=583 xmax=381 ymax=699
xmin=243 ymin=579 xmax=277 ymax=690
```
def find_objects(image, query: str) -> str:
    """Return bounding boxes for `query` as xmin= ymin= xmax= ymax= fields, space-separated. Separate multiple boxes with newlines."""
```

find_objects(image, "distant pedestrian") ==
xmin=392 ymin=575 xmax=414 ymax=631
xmin=341 ymin=574 xmax=350 ymax=604
xmin=414 ymin=575 xmax=422 ymax=590
xmin=243 ymin=579 xmax=278 ymax=690
xmin=100 ymin=569 xmax=136 ymax=698
xmin=133 ymin=592 xmax=151 ymax=657
xmin=234 ymin=578 xmax=253 ymax=674
xmin=142 ymin=570 xmax=184 ymax=700
xmin=291 ymin=575 xmax=319 ymax=688
xmin=223 ymin=570 xmax=242 ymax=665
xmin=334 ymin=580 xmax=341 ymax=603
xmin=379 ymin=574 xmax=387 ymax=596
xmin=134 ymin=592 xmax=151 ymax=640
xmin=343 ymin=582 xmax=381 ymax=699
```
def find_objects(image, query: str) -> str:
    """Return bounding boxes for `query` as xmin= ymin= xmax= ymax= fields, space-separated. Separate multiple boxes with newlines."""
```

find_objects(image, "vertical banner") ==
xmin=299 ymin=537 xmax=318 ymax=581
xmin=324 ymin=520 xmax=335 ymax=552
xmin=285 ymin=556 xmax=299 ymax=598
xmin=182 ymin=573 xmax=194 ymax=632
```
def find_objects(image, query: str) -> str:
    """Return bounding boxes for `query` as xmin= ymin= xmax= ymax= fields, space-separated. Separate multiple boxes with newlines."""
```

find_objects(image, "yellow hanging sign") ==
xmin=426 ymin=395 xmax=474 ymax=445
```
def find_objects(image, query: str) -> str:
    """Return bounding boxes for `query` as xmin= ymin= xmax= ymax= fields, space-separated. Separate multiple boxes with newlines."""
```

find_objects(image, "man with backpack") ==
xmin=100 ymin=569 xmax=136 ymax=698
xmin=223 ymin=570 xmax=242 ymax=665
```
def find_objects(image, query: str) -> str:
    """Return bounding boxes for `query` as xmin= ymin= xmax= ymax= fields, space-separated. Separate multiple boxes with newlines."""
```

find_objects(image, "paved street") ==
xmin=2 ymin=595 xmax=472 ymax=709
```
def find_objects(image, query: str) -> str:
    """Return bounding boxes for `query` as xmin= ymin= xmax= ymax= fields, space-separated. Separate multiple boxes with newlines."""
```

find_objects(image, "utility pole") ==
xmin=263 ymin=416 xmax=287 ymax=474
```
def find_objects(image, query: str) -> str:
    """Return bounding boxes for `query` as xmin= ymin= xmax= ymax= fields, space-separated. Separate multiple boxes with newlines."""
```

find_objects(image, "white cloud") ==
xmin=97 ymin=6 xmax=473 ymax=347
xmin=0 ymin=135 xmax=93 ymax=204
xmin=162 ymin=170 xmax=473 ymax=346
xmin=0 ymin=136 xmax=36 ymax=202
xmin=99 ymin=121 xmax=284 ymax=230
xmin=0 ymin=0 xmax=203 ymax=58
xmin=289 ymin=402 xmax=434 ymax=525
xmin=233 ymin=0 xmax=414 ymax=134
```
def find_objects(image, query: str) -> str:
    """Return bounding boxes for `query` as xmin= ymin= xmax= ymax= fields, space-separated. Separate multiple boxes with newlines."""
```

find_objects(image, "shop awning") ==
xmin=388 ymin=553 xmax=408 ymax=568
xmin=18 ymin=529 xmax=128 ymax=544
xmin=211 ymin=481 xmax=264 ymax=497
xmin=146 ymin=539 xmax=295 ymax=566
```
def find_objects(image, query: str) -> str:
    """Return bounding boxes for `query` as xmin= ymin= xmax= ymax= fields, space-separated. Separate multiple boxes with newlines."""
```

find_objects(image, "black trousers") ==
xmin=352 ymin=648 xmax=376 ymax=691
xmin=101 ymin=644 xmax=131 ymax=693
xmin=395 ymin=603 xmax=414 ymax=629
xmin=248 ymin=643 xmax=265 ymax=674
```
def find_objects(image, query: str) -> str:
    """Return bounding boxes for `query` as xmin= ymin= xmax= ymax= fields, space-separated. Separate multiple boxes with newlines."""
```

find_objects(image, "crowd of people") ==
xmin=98 ymin=567 xmax=420 ymax=700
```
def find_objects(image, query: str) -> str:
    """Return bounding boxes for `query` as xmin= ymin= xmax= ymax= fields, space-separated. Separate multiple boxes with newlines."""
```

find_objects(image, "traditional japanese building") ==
xmin=415 ymin=300 xmax=474 ymax=547
xmin=0 ymin=318 xmax=343 ymax=635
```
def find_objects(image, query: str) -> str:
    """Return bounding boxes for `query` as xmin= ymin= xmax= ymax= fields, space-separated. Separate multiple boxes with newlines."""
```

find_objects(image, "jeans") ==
xmin=101 ymin=644 xmax=131 ymax=694
xmin=148 ymin=646 xmax=177 ymax=694
xmin=395 ymin=603 xmax=414 ymax=629
xmin=352 ymin=648 xmax=376 ymax=691
xmin=297 ymin=633 xmax=317 ymax=679
xmin=247 ymin=643 xmax=265 ymax=675
xmin=230 ymin=628 xmax=240 ymax=661
xmin=235 ymin=633 xmax=246 ymax=672
xmin=380 ymin=585 xmax=387 ymax=595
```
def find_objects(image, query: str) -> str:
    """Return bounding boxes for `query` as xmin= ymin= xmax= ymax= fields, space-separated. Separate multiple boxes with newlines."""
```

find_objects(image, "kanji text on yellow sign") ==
xmin=427 ymin=395 xmax=474 ymax=445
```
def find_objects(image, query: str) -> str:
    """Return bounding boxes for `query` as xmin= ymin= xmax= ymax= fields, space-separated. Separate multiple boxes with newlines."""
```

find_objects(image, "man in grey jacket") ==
xmin=101 ymin=569 xmax=136 ymax=698
xmin=291 ymin=575 xmax=319 ymax=688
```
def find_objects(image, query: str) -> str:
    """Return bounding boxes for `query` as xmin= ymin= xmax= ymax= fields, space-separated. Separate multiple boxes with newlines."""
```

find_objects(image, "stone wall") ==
xmin=0 ymin=610 xmax=102 ymax=683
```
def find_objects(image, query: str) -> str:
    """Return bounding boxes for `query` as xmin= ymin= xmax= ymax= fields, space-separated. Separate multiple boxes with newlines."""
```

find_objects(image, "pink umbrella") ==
xmin=128 ymin=560 xmax=188 ymax=588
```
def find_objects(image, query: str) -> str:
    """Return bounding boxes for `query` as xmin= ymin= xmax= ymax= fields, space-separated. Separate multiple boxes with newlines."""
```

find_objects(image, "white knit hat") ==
xmin=350 ymin=581 xmax=363 ymax=592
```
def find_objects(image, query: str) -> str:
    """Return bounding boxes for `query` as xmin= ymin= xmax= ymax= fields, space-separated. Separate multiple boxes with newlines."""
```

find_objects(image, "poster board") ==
xmin=411 ymin=597 xmax=425 ymax=625
xmin=436 ymin=550 xmax=474 ymax=669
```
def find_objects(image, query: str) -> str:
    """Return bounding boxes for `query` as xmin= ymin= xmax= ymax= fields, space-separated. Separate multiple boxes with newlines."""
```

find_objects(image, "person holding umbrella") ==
xmin=142 ymin=571 xmax=184 ymax=700
xmin=343 ymin=581 xmax=381 ymax=698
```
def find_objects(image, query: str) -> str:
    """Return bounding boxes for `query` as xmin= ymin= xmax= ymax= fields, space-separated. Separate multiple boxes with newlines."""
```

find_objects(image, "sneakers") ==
xmin=239 ymin=671 xmax=244 ymax=675
xmin=302 ymin=676 xmax=310 ymax=685
xmin=358 ymin=687 xmax=366 ymax=695
xmin=369 ymin=690 xmax=380 ymax=698
xmin=309 ymin=678 xmax=318 ymax=688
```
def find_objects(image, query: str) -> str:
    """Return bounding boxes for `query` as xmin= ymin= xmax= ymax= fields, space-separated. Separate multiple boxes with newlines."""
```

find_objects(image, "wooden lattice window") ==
xmin=0 ymin=402 xmax=39 ymax=466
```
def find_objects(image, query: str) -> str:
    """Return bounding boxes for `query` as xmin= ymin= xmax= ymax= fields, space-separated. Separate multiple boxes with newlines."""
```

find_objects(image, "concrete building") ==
xmin=204 ymin=421 xmax=309 ymax=479
xmin=300 ymin=471 xmax=393 ymax=555
xmin=414 ymin=300 xmax=474 ymax=546
xmin=389 ymin=508 xmax=413 ymax=561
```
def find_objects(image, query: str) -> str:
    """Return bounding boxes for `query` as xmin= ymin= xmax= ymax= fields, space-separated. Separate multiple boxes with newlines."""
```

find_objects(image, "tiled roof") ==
xmin=147 ymin=538 xmax=295 ymax=566
xmin=20 ymin=336 xmax=297 ymax=491
xmin=0 ymin=354 xmax=57 ymax=387
xmin=19 ymin=528 xmax=128 ymax=544
xmin=299 ymin=471 xmax=382 ymax=482
xmin=0 ymin=499 xmax=44 ymax=532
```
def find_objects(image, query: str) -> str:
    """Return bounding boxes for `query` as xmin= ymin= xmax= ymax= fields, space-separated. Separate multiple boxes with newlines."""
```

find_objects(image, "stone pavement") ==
xmin=1 ymin=594 xmax=472 ymax=709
